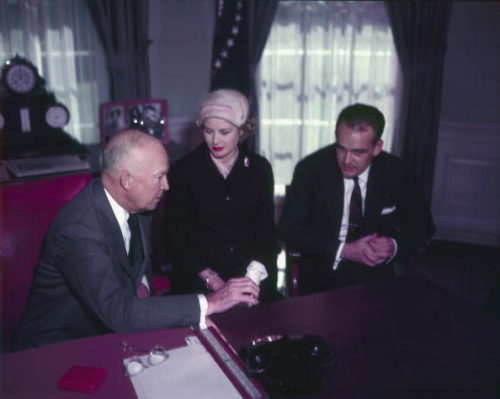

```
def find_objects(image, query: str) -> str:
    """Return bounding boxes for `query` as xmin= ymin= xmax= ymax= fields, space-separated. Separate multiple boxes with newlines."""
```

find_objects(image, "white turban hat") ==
xmin=196 ymin=89 xmax=249 ymax=128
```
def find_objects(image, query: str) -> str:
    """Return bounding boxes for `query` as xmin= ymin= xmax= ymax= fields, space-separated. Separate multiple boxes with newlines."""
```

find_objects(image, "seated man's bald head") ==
xmin=103 ymin=129 xmax=166 ymax=174
xmin=101 ymin=129 xmax=170 ymax=213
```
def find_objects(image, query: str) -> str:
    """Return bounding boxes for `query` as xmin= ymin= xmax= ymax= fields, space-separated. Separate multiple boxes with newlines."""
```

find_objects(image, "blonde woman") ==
xmin=163 ymin=89 xmax=280 ymax=302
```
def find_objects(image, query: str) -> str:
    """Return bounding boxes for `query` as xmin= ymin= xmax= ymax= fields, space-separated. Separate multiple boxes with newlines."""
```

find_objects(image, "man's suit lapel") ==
xmin=327 ymin=149 xmax=344 ymax=233
xmin=364 ymin=158 xmax=384 ymax=233
xmin=93 ymin=180 xmax=136 ymax=281
xmin=137 ymin=215 xmax=152 ymax=287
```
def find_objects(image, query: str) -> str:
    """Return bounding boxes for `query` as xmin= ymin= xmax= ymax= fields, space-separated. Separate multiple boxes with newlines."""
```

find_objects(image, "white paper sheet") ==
xmin=124 ymin=337 xmax=242 ymax=399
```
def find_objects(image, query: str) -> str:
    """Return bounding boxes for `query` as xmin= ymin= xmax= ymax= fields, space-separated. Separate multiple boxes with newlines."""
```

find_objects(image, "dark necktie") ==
xmin=127 ymin=214 xmax=150 ymax=297
xmin=127 ymin=214 xmax=142 ymax=266
xmin=346 ymin=176 xmax=362 ymax=242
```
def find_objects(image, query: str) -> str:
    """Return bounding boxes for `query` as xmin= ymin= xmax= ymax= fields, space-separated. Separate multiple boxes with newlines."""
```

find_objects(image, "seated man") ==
xmin=279 ymin=104 xmax=435 ymax=294
xmin=14 ymin=129 xmax=259 ymax=351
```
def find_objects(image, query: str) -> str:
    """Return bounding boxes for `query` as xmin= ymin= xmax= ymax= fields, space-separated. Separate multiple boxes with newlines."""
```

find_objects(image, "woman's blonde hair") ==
xmin=239 ymin=110 xmax=257 ymax=141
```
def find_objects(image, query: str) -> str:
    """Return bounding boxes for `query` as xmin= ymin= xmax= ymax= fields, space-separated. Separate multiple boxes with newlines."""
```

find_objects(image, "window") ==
xmin=258 ymin=1 xmax=401 ymax=191
xmin=0 ymin=0 xmax=108 ymax=144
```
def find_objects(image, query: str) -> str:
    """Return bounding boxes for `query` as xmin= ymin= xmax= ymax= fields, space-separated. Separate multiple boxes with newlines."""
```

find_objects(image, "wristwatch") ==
xmin=205 ymin=271 xmax=218 ymax=289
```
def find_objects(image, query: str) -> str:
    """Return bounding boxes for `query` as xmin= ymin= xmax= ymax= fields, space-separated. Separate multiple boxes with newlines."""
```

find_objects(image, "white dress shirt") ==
xmin=333 ymin=167 xmax=370 ymax=269
xmin=103 ymin=189 xmax=208 ymax=327
xmin=104 ymin=188 xmax=150 ymax=290
xmin=332 ymin=166 xmax=397 ymax=269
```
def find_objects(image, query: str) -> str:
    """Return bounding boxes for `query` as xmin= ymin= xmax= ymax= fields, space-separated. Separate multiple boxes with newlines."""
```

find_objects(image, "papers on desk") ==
xmin=124 ymin=335 xmax=252 ymax=399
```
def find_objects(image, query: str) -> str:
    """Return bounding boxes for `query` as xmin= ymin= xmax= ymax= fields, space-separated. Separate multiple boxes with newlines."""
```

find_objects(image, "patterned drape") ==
xmin=210 ymin=0 xmax=250 ymax=95
xmin=209 ymin=0 xmax=278 ymax=151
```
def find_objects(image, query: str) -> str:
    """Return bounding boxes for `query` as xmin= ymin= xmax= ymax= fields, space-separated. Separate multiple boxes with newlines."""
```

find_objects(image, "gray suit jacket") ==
xmin=14 ymin=179 xmax=200 ymax=351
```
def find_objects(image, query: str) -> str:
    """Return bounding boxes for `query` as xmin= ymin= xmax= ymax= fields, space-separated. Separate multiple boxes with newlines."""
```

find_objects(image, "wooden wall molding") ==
xmin=431 ymin=122 xmax=500 ymax=247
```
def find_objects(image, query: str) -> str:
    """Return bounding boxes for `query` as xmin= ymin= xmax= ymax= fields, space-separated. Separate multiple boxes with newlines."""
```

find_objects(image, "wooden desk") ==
xmin=1 ymin=328 xmax=190 ymax=398
xmin=211 ymin=276 xmax=500 ymax=398
xmin=1 ymin=326 xmax=265 ymax=399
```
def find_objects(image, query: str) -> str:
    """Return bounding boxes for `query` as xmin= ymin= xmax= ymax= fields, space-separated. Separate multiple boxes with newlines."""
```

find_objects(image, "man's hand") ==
xmin=368 ymin=236 xmax=396 ymax=261
xmin=206 ymin=277 xmax=259 ymax=315
xmin=341 ymin=234 xmax=394 ymax=267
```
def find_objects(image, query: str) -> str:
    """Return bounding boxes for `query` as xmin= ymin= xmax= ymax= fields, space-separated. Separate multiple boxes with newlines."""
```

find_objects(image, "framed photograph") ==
xmin=99 ymin=99 xmax=168 ymax=146
xmin=99 ymin=101 xmax=127 ymax=145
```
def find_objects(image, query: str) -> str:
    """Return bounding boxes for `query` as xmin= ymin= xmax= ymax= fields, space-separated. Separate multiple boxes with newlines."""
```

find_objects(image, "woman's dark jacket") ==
xmin=163 ymin=144 xmax=280 ymax=301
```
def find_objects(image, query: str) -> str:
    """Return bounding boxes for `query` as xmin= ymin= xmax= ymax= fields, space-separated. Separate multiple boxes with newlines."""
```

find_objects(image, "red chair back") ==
xmin=1 ymin=173 xmax=92 ymax=351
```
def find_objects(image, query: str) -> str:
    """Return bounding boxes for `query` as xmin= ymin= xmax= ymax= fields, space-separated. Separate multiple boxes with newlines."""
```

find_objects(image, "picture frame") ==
xmin=99 ymin=99 xmax=168 ymax=146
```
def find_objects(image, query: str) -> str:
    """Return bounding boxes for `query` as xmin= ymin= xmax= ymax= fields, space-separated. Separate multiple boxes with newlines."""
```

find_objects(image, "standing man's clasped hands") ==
xmin=341 ymin=234 xmax=396 ymax=267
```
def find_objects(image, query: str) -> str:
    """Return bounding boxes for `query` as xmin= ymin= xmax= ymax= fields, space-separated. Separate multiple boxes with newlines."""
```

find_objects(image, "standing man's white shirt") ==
xmin=332 ymin=166 xmax=397 ymax=270
xmin=333 ymin=167 xmax=370 ymax=269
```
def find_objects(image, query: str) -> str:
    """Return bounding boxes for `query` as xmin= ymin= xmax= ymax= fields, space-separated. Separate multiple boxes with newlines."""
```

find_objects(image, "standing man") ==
xmin=14 ymin=129 xmax=259 ymax=351
xmin=279 ymin=104 xmax=435 ymax=294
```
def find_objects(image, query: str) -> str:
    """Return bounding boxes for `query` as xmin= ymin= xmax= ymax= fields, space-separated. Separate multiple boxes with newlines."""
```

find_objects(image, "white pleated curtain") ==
xmin=258 ymin=1 xmax=402 ymax=189
xmin=0 ymin=0 xmax=108 ymax=144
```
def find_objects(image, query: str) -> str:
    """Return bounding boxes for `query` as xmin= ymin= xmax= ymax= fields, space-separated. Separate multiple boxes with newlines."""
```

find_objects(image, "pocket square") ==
xmin=381 ymin=206 xmax=396 ymax=215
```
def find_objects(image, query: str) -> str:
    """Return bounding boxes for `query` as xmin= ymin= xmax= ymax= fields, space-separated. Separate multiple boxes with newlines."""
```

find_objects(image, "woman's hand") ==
xmin=207 ymin=274 xmax=225 ymax=291
xmin=199 ymin=268 xmax=225 ymax=291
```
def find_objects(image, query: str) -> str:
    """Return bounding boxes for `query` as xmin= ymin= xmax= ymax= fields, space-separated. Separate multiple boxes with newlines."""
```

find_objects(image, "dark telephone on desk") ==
xmin=239 ymin=334 xmax=336 ymax=397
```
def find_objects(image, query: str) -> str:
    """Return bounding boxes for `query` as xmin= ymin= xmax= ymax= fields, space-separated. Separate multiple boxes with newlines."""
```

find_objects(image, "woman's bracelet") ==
xmin=205 ymin=271 xmax=218 ymax=289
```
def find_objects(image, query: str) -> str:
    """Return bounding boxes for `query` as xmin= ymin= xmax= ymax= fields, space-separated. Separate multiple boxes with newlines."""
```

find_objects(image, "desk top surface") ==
xmin=2 ymin=276 xmax=500 ymax=399
xmin=211 ymin=275 xmax=500 ymax=399
xmin=2 ymin=328 xmax=193 ymax=398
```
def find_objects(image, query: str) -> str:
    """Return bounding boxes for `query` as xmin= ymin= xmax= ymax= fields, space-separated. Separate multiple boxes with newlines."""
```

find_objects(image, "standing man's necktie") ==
xmin=346 ymin=176 xmax=362 ymax=242
xmin=127 ymin=214 xmax=150 ymax=298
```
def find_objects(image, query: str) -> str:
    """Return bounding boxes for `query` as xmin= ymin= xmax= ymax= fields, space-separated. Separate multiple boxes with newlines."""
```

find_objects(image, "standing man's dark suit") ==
xmin=14 ymin=178 xmax=200 ymax=350
xmin=279 ymin=104 xmax=435 ymax=294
